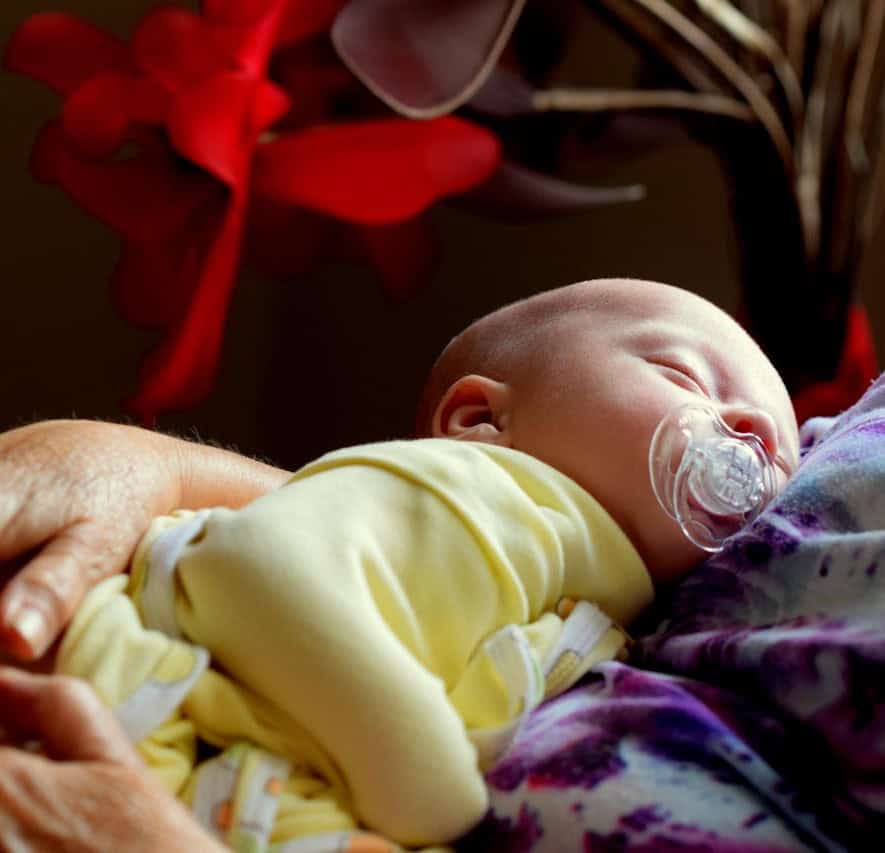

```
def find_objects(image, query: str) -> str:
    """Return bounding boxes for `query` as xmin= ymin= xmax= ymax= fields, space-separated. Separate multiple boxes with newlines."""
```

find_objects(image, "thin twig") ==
xmin=844 ymin=0 xmax=885 ymax=173
xmin=861 ymin=108 xmax=885 ymax=246
xmin=826 ymin=0 xmax=885 ymax=278
xmin=532 ymin=87 xmax=755 ymax=119
xmin=592 ymin=0 xmax=728 ymax=93
xmin=594 ymin=0 xmax=795 ymax=173
xmin=693 ymin=0 xmax=804 ymax=129
xmin=796 ymin=0 xmax=855 ymax=266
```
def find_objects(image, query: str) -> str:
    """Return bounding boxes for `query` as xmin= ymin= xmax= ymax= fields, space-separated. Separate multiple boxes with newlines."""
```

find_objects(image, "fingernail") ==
xmin=10 ymin=607 xmax=47 ymax=656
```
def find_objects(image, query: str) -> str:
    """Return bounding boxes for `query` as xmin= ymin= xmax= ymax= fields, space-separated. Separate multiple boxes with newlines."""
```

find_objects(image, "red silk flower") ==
xmin=5 ymin=1 xmax=500 ymax=424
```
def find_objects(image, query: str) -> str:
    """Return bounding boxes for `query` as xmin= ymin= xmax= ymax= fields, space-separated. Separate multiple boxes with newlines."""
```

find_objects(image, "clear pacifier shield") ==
xmin=648 ymin=404 xmax=777 ymax=552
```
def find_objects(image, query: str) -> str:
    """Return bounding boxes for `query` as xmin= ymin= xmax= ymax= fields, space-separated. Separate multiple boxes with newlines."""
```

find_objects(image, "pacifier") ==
xmin=649 ymin=404 xmax=777 ymax=552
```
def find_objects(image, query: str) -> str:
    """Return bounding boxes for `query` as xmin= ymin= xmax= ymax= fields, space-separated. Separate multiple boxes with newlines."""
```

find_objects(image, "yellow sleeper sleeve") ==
xmin=160 ymin=465 xmax=492 ymax=847
xmin=125 ymin=439 xmax=652 ymax=848
xmin=55 ymin=575 xmax=202 ymax=796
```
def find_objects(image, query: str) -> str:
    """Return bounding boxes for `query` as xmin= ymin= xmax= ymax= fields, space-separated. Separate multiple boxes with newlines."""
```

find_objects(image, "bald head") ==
xmin=415 ymin=280 xmax=663 ymax=435
xmin=413 ymin=278 xmax=798 ymax=579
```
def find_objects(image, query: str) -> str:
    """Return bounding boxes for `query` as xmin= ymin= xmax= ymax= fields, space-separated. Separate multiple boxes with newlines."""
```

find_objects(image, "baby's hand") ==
xmin=0 ymin=420 xmax=180 ymax=659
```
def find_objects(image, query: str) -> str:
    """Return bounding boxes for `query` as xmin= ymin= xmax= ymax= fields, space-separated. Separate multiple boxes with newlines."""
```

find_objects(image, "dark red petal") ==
xmin=201 ymin=0 xmax=277 ymax=24
xmin=62 ymin=73 xmax=169 ymax=159
xmin=203 ymin=0 xmax=345 ymax=41
xmin=132 ymin=7 xmax=228 ymax=91
xmin=112 ymin=185 xmax=227 ymax=329
xmin=271 ymin=41 xmax=354 ymax=128
xmin=62 ymin=76 xmax=129 ymax=158
xmin=111 ymin=242 xmax=184 ymax=329
xmin=251 ymin=80 xmax=291 ymax=135
xmin=252 ymin=117 xmax=500 ymax=224
xmin=351 ymin=218 xmax=439 ymax=302
xmin=279 ymin=0 xmax=348 ymax=44
xmin=4 ymin=13 xmax=129 ymax=96
xmin=32 ymin=123 xmax=220 ymax=242
xmin=244 ymin=195 xmax=332 ymax=279
xmin=30 ymin=121 xmax=65 ymax=183
xmin=200 ymin=0 xmax=289 ymax=74
xmin=167 ymin=72 xmax=258 ymax=185
xmin=125 ymin=190 xmax=247 ymax=424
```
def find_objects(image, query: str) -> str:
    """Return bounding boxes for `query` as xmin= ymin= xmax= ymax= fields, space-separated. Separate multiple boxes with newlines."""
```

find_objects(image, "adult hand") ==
xmin=0 ymin=667 xmax=226 ymax=852
xmin=0 ymin=420 xmax=291 ymax=660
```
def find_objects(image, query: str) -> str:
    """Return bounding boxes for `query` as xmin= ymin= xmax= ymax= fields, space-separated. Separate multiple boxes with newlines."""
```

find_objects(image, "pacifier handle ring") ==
xmin=672 ymin=453 xmax=719 ymax=552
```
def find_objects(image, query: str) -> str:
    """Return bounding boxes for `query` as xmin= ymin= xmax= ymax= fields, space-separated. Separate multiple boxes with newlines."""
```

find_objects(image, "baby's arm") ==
xmin=0 ymin=419 xmax=291 ymax=660
xmin=139 ymin=461 xmax=490 ymax=845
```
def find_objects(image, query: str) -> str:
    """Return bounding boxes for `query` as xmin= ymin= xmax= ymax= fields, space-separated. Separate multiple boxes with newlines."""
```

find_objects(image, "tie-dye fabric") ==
xmin=460 ymin=375 xmax=885 ymax=852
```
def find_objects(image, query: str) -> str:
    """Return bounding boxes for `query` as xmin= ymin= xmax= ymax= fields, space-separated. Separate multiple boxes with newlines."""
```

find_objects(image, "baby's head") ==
xmin=416 ymin=279 xmax=800 ymax=582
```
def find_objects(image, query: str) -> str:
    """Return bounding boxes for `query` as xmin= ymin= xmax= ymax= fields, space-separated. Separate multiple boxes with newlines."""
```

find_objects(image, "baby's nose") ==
xmin=718 ymin=404 xmax=780 ymax=460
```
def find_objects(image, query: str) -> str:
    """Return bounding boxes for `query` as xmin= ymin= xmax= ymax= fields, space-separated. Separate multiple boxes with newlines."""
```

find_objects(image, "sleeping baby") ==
xmin=52 ymin=278 xmax=801 ymax=853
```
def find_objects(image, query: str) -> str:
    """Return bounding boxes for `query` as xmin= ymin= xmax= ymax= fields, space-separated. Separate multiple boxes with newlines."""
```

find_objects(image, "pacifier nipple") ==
xmin=649 ymin=404 xmax=777 ymax=552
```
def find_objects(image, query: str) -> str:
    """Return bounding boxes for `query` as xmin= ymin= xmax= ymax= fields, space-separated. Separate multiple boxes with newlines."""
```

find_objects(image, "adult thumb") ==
xmin=0 ymin=667 xmax=141 ymax=767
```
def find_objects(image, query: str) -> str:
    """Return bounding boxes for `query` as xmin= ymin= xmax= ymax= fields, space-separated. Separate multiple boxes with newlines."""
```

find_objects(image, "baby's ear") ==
xmin=432 ymin=375 xmax=512 ymax=445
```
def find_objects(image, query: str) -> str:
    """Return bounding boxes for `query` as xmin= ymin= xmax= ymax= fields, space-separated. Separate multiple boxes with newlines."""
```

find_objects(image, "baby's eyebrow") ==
xmin=626 ymin=322 xmax=704 ymax=351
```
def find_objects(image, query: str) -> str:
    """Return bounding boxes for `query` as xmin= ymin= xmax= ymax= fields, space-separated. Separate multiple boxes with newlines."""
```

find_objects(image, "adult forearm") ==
xmin=168 ymin=434 xmax=292 ymax=511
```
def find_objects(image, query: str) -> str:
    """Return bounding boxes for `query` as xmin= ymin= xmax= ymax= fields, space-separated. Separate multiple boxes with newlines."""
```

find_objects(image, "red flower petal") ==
xmin=252 ymin=117 xmax=500 ymax=224
xmin=271 ymin=41 xmax=355 ymax=129
xmin=30 ymin=121 xmax=65 ymax=183
xmin=61 ymin=72 xmax=167 ymax=157
xmin=125 ymin=190 xmax=247 ymax=424
xmin=351 ymin=219 xmax=439 ymax=302
xmin=33 ymin=123 xmax=220 ymax=243
xmin=202 ymin=0 xmax=279 ymax=24
xmin=112 ymin=183 xmax=226 ymax=330
xmin=199 ymin=0 xmax=289 ymax=74
xmin=203 ymin=0 xmax=345 ymax=42
xmin=132 ymin=7 xmax=229 ymax=91
xmin=4 ymin=13 xmax=129 ymax=96
xmin=251 ymin=80 xmax=292 ymax=134
xmin=279 ymin=0 xmax=348 ymax=44
xmin=112 ymin=242 xmax=189 ymax=330
xmin=245 ymin=195 xmax=333 ymax=279
xmin=168 ymin=72 xmax=285 ymax=184
xmin=246 ymin=198 xmax=439 ymax=302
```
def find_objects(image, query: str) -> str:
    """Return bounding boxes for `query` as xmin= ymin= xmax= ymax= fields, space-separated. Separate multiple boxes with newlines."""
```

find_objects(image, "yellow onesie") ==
xmin=55 ymin=439 xmax=653 ymax=852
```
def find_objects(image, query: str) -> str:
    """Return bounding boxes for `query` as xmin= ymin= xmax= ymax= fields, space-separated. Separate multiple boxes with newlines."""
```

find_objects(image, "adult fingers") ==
xmin=0 ymin=747 xmax=228 ymax=853
xmin=0 ymin=668 xmax=141 ymax=767
xmin=0 ymin=521 xmax=115 ymax=660
xmin=0 ymin=420 xmax=181 ymax=662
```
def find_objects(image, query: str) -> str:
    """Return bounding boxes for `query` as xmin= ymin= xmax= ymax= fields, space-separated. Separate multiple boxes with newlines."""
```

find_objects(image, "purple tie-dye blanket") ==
xmin=460 ymin=374 xmax=885 ymax=852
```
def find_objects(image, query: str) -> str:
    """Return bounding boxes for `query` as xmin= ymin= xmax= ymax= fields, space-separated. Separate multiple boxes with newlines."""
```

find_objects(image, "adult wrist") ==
xmin=165 ymin=431 xmax=291 ymax=511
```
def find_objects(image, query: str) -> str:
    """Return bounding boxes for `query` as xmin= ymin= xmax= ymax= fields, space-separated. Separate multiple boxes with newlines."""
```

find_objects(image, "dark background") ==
xmin=2 ymin=1 xmax=882 ymax=470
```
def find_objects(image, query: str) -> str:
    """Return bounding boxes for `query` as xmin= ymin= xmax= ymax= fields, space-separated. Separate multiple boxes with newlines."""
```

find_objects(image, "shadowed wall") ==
xmin=2 ymin=1 xmax=879 ymax=470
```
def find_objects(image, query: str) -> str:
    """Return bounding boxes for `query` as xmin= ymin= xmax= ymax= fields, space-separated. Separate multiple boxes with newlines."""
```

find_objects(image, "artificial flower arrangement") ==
xmin=6 ymin=0 xmax=881 ymax=424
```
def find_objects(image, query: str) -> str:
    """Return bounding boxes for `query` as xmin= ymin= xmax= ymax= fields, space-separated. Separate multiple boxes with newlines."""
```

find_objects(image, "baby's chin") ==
xmin=774 ymin=460 xmax=793 ymax=495
xmin=637 ymin=520 xmax=708 ymax=586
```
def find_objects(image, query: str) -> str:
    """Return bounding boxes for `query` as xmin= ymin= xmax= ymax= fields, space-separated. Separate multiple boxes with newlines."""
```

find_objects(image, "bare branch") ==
xmin=532 ymin=86 xmax=755 ymax=120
